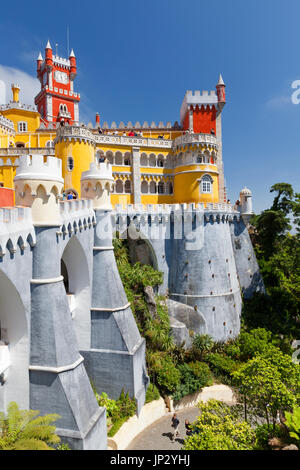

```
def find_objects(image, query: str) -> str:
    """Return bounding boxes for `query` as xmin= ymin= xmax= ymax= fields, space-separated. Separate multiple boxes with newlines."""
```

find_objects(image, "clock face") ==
xmin=54 ymin=71 xmax=69 ymax=84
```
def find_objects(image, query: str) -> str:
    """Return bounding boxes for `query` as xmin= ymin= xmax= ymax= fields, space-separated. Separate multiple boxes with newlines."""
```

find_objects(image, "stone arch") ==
xmin=0 ymin=270 xmax=29 ymax=411
xmin=122 ymin=223 xmax=159 ymax=272
xmin=61 ymin=236 xmax=91 ymax=349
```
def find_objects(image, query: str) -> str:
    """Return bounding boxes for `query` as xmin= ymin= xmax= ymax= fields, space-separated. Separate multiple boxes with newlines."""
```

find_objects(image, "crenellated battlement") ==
xmin=81 ymin=161 xmax=113 ymax=182
xmin=0 ymin=206 xmax=36 ymax=256
xmin=14 ymin=154 xmax=63 ymax=183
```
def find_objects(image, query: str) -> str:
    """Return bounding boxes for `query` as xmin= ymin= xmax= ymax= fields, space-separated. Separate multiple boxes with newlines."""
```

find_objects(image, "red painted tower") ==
xmin=34 ymin=41 xmax=80 ymax=125
xmin=180 ymin=74 xmax=226 ymax=135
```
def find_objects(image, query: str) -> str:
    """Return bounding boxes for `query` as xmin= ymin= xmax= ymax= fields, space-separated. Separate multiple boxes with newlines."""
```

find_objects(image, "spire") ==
xmin=217 ymin=74 xmax=225 ymax=86
xmin=45 ymin=40 xmax=52 ymax=50
xmin=69 ymin=49 xmax=75 ymax=58
xmin=37 ymin=51 xmax=43 ymax=61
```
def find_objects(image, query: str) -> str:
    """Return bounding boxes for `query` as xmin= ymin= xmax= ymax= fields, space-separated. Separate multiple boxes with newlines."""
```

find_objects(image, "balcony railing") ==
xmin=173 ymin=133 xmax=217 ymax=149
xmin=56 ymin=126 xmax=173 ymax=148
xmin=0 ymin=147 xmax=55 ymax=156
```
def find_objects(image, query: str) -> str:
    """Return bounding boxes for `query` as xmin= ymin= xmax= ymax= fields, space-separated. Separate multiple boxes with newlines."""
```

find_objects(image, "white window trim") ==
xmin=18 ymin=121 xmax=28 ymax=133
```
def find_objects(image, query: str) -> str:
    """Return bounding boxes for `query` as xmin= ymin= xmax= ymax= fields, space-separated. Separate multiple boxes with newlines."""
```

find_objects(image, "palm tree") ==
xmin=0 ymin=402 xmax=61 ymax=450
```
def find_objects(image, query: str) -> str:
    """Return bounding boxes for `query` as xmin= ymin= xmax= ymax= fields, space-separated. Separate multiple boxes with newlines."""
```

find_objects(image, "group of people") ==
xmin=171 ymin=413 xmax=196 ymax=443
xmin=62 ymin=191 xmax=77 ymax=201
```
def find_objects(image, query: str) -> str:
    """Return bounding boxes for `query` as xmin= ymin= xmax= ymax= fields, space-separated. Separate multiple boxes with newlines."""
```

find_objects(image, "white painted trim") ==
xmin=91 ymin=302 xmax=131 ymax=312
xmin=30 ymin=275 xmax=64 ymax=284
xmin=93 ymin=246 xmax=114 ymax=250
xmin=29 ymin=355 xmax=84 ymax=373
xmin=170 ymin=290 xmax=239 ymax=298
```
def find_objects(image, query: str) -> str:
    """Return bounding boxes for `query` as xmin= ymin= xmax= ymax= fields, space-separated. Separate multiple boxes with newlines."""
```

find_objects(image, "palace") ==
xmin=0 ymin=41 xmax=226 ymax=208
xmin=0 ymin=42 xmax=264 ymax=450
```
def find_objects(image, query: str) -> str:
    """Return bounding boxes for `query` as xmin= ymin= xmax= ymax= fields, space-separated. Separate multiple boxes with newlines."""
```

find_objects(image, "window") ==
xmin=67 ymin=156 xmax=74 ymax=171
xmin=158 ymin=181 xmax=164 ymax=194
xmin=197 ymin=155 xmax=203 ymax=164
xmin=46 ymin=141 xmax=54 ymax=148
xmin=0 ymin=182 xmax=4 ymax=188
xmin=201 ymin=175 xmax=213 ymax=193
xmin=18 ymin=121 xmax=27 ymax=132
xmin=124 ymin=180 xmax=131 ymax=193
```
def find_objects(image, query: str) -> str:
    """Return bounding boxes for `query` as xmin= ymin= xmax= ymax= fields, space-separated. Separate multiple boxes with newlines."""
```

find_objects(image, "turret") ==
xmin=11 ymin=83 xmax=20 ymax=103
xmin=45 ymin=40 xmax=53 ymax=70
xmin=81 ymin=160 xmax=114 ymax=210
xmin=14 ymin=155 xmax=63 ymax=226
xmin=95 ymin=112 xmax=100 ymax=127
xmin=37 ymin=52 xmax=43 ymax=73
xmin=69 ymin=49 xmax=77 ymax=80
xmin=238 ymin=187 xmax=253 ymax=224
xmin=216 ymin=74 xmax=226 ymax=109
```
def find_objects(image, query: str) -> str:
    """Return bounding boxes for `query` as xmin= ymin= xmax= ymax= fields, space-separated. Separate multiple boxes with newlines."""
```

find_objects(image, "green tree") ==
xmin=285 ymin=405 xmax=300 ymax=443
xmin=232 ymin=353 xmax=298 ymax=429
xmin=0 ymin=402 xmax=61 ymax=450
xmin=183 ymin=400 xmax=255 ymax=450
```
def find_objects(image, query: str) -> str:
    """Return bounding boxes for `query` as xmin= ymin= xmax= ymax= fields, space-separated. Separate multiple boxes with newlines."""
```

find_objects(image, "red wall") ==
xmin=182 ymin=105 xmax=216 ymax=134
xmin=0 ymin=188 xmax=14 ymax=207
xmin=193 ymin=106 xmax=216 ymax=134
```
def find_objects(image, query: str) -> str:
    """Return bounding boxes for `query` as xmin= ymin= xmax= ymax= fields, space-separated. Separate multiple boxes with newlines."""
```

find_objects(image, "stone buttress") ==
xmin=80 ymin=163 xmax=149 ymax=413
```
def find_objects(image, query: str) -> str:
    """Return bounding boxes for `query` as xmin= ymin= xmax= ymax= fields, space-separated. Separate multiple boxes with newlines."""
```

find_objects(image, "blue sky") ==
xmin=0 ymin=0 xmax=299 ymax=213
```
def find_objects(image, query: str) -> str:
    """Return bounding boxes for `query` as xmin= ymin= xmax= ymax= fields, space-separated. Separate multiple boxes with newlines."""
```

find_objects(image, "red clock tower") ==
xmin=35 ymin=41 xmax=80 ymax=125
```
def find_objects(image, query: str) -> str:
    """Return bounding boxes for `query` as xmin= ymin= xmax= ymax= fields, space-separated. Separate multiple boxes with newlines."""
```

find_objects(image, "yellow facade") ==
xmin=0 ymin=86 xmax=222 ymax=207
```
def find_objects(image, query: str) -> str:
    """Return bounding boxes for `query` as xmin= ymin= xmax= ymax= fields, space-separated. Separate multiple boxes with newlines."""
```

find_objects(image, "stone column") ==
xmin=132 ymin=146 xmax=141 ymax=204
xmin=80 ymin=162 xmax=149 ymax=413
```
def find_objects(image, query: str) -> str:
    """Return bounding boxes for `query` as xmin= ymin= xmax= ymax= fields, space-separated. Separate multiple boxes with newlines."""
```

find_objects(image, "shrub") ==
xmin=145 ymin=382 xmax=161 ymax=403
xmin=172 ymin=362 xmax=212 ymax=402
xmin=254 ymin=423 xmax=284 ymax=450
xmin=205 ymin=352 xmax=239 ymax=379
xmin=183 ymin=400 xmax=255 ymax=450
xmin=156 ymin=356 xmax=181 ymax=394
xmin=95 ymin=392 xmax=119 ymax=418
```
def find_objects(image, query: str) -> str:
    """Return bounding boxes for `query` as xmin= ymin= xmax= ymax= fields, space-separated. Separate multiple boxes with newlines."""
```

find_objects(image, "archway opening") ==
xmin=60 ymin=236 xmax=91 ymax=349
xmin=0 ymin=270 xmax=28 ymax=412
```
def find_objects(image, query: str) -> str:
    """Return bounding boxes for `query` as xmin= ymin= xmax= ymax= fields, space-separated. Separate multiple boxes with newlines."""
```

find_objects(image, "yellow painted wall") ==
xmin=173 ymin=164 xmax=219 ymax=204
xmin=55 ymin=139 xmax=95 ymax=197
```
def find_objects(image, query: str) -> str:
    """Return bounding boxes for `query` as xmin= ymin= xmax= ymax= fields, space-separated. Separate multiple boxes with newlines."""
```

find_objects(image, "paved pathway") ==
xmin=126 ymin=407 xmax=199 ymax=451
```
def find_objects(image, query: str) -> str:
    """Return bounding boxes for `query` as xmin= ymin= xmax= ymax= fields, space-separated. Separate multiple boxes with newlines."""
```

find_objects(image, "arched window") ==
xmin=115 ymin=180 xmax=123 ymax=193
xmin=124 ymin=180 xmax=132 ymax=193
xmin=141 ymin=180 xmax=148 ymax=194
xmin=201 ymin=174 xmax=213 ymax=194
xmin=46 ymin=140 xmax=54 ymax=148
xmin=158 ymin=181 xmax=164 ymax=194
xmin=157 ymin=158 xmax=164 ymax=167
xmin=67 ymin=156 xmax=74 ymax=171
xmin=197 ymin=154 xmax=203 ymax=164
xmin=150 ymin=181 xmax=157 ymax=194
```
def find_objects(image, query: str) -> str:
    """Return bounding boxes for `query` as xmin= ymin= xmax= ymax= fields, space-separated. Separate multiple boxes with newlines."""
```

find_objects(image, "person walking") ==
xmin=171 ymin=413 xmax=180 ymax=442
xmin=185 ymin=419 xmax=193 ymax=437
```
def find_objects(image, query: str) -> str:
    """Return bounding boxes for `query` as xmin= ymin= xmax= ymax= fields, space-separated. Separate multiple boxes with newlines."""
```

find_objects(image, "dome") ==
xmin=240 ymin=187 xmax=252 ymax=196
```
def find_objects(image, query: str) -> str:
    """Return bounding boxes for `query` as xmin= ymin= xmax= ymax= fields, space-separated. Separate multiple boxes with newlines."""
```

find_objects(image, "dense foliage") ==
xmin=0 ymin=402 xmax=61 ymax=450
xmin=95 ymin=389 xmax=137 ymax=437
xmin=244 ymin=183 xmax=300 ymax=338
xmin=183 ymin=400 xmax=255 ymax=450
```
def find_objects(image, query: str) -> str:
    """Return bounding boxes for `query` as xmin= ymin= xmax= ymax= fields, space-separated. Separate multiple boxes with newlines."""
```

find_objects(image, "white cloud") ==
xmin=265 ymin=95 xmax=291 ymax=109
xmin=0 ymin=65 xmax=39 ymax=105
